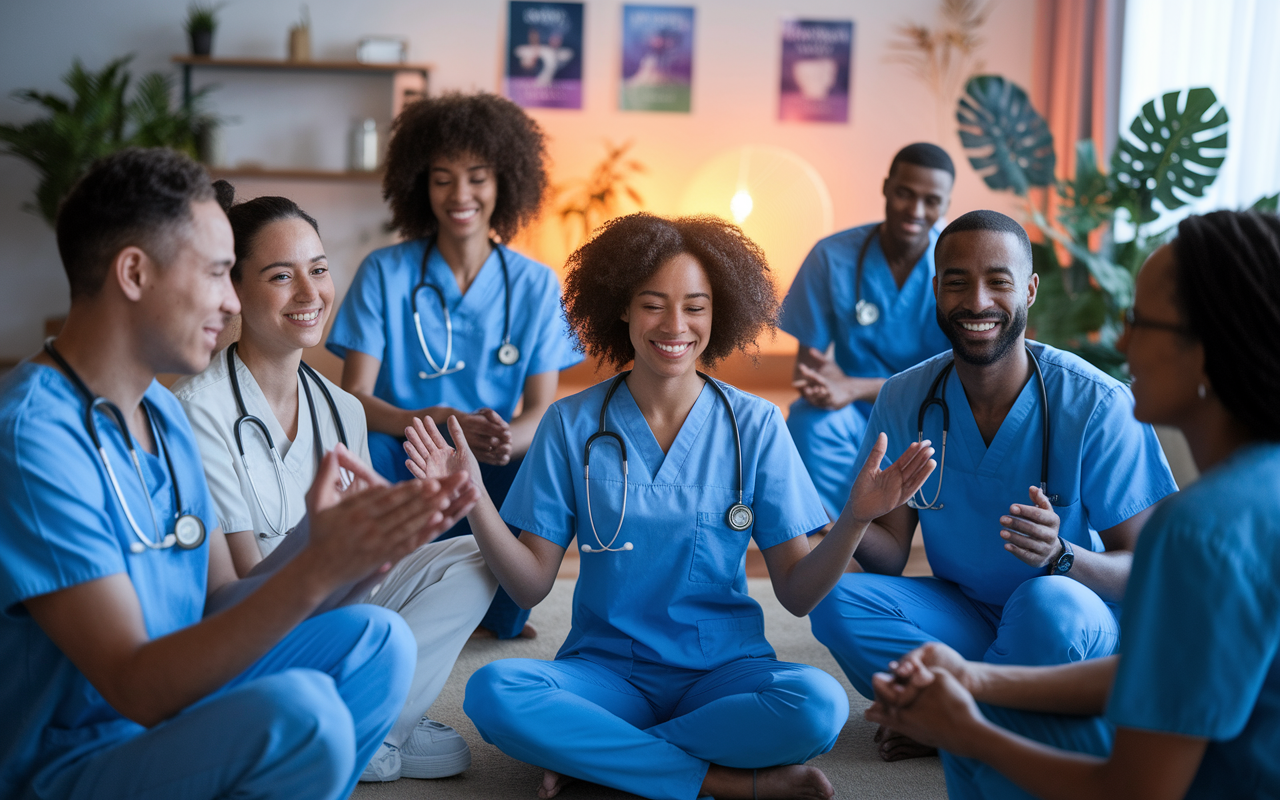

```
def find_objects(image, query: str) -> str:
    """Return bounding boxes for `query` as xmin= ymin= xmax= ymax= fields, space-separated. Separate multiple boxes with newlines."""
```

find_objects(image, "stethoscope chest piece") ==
xmin=726 ymin=503 xmax=754 ymax=531
xmin=497 ymin=342 xmax=521 ymax=366
xmin=855 ymin=300 xmax=880 ymax=326
xmin=174 ymin=514 xmax=206 ymax=549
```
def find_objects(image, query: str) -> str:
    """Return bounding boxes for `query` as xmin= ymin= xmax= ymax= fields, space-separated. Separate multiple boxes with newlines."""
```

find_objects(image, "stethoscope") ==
xmin=43 ymin=339 xmax=206 ymax=554
xmin=412 ymin=238 xmax=519 ymax=379
xmin=852 ymin=223 xmax=883 ymax=326
xmin=908 ymin=344 xmax=1061 ymax=510
xmin=580 ymin=371 xmax=754 ymax=553
xmin=227 ymin=342 xmax=348 ymax=539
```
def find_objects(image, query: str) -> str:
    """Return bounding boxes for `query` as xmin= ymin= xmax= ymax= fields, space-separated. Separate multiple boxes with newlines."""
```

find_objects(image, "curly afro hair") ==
xmin=563 ymin=213 xmax=780 ymax=370
xmin=382 ymin=92 xmax=548 ymax=242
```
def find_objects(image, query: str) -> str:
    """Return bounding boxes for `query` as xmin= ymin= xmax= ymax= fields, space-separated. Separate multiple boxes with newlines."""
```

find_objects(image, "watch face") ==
xmin=1054 ymin=551 xmax=1075 ymax=574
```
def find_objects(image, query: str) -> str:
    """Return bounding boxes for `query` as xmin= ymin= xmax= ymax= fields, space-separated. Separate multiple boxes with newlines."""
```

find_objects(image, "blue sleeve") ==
xmin=0 ymin=412 xmax=125 ymax=613
xmin=1107 ymin=502 xmax=1280 ymax=738
xmin=778 ymin=242 xmax=834 ymax=351
xmin=751 ymin=405 xmax=830 ymax=549
xmin=525 ymin=274 xmax=582 ymax=376
xmin=499 ymin=404 xmax=577 ymax=547
xmin=1080 ymin=386 xmax=1179 ymax=532
xmin=326 ymin=251 xmax=387 ymax=361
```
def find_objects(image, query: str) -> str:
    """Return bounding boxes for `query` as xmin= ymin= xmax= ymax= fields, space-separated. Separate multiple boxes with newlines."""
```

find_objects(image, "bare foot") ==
xmin=469 ymin=623 xmax=538 ymax=640
xmin=874 ymin=725 xmax=938 ymax=762
xmin=702 ymin=764 xmax=833 ymax=799
xmin=520 ymin=622 xmax=538 ymax=639
xmin=538 ymin=769 xmax=573 ymax=799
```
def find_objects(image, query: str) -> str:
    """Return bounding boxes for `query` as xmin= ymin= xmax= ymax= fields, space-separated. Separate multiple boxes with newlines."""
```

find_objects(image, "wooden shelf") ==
xmin=172 ymin=56 xmax=431 ymax=75
xmin=208 ymin=167 xmax=384 ymax=182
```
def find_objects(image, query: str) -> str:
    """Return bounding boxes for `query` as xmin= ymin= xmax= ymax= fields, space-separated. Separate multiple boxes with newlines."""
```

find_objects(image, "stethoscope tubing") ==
xmin=412 ymin=237 xmax=516 ymax=379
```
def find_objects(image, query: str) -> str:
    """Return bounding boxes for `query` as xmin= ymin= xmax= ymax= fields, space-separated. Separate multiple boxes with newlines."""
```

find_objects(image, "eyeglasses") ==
xmin=1123 ymin=307 xmax=1195 ymax=337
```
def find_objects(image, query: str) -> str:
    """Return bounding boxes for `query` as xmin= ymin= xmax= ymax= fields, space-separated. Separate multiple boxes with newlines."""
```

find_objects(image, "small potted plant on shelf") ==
xmin=185 ymin=2 xmax=222 ymax=57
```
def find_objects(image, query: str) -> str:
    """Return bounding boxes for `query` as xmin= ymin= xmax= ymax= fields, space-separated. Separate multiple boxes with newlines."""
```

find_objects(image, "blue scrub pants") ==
xmin=371 ymin=430 xmax=529 ymax=639
xmin=465 ymin=655 xmax=849 ymax=800
xmin=786 ymin=398 xmax=871 ymax=520
xmin=809 ymin=573 xmax=1120 ymax=699
xmin=40 ymin=605 xmax=414 ymax=800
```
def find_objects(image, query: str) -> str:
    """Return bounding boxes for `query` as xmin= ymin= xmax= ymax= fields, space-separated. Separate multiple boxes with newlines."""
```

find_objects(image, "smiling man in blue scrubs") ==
xmin=0 ymin=148 xmax=477 ymax=800
xmin=809 ymin=210 xmax=1179 ymax=761
xmin=781 ymin=143 xmax=955 ymax=519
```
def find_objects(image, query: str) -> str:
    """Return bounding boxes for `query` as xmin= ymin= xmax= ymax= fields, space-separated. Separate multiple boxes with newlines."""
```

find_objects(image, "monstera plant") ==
xmin=954 ymin=75 xmax=1263 ymax=376
xmin=0 ymin=55 xmax=216 ymax=227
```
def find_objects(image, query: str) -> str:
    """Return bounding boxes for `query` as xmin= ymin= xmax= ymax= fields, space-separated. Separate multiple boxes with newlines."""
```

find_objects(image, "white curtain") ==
xmin=1120 ymin=0 xmax=1280 ymax=217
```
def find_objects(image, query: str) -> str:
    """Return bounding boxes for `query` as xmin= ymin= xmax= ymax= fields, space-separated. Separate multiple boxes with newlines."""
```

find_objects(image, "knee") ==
xmin=764 ymin=666 xmax=850 ymax=757
xmin=239 ymin=669 xmax=356 ymax=784
xmin=809 ymin=575 xmax=894 ymax=650
xmin=993 ymin=577 xmax=1118 ymax=665
xmin=464 ymin=660 xmax=545 ymax=738
xmin=328 ymin=604 xmax=417 ymax=692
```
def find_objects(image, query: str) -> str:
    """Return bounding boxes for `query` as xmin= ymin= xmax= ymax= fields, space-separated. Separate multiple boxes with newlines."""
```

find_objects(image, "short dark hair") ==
xmin=383 ymin=92 xmax=548 ymax=242
xmin=213 ymin=180 xmax=320 ymax=281
xmin=1173 ymin=210 xmax=1280 ymax=440
xmin=889 ymin=142 xmax=956 ymax=179
xmin=562 ymin=213 xmax=779 ymax=370
xmin=56 ymin=147 xmax=214 ymax=299
xmin=935 ymin=209 xmax=1033 ymax=275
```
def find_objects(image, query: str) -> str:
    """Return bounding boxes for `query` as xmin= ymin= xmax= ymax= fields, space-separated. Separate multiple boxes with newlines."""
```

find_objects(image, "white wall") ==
xmin=0 ymin=0 xmax=1036 ymax=361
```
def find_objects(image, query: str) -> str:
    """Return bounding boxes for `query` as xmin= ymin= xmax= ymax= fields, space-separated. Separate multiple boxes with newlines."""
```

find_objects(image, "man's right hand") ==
xmin=844 ymin=433 xmax=936 ymax=525
xmin=304 ymin=444 xmax=478 ymax=586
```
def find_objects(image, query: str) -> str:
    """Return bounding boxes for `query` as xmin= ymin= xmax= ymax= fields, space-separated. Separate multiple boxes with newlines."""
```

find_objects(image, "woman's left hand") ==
xmin=404 ymin=416 xmax=483 ymax=491
xmin=865 ymin=663 xmax=989 ymax=759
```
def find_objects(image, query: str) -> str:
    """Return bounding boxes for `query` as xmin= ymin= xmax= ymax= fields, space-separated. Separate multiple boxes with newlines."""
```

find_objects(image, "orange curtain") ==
xmin=1030 ymin=0 xmax=1123 ymax=229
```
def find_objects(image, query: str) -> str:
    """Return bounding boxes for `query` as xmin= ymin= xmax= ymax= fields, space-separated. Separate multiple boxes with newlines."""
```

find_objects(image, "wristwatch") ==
xmin=1049 ymin=536 xmax=1074 ymax=575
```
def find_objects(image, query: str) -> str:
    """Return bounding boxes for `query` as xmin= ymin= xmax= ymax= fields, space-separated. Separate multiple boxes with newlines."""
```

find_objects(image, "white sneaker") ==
xmin=360 ymin=742 xmax=402 ymax=782
xmin=399 ymin=719 xmax=471 ymax=779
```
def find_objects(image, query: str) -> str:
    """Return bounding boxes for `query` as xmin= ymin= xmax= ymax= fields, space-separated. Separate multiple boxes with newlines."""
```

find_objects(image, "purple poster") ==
xmin=778 ymin=19 xmax=854 ymax=123
xmin=506 ymin=2 xmax=584 ymax=109
xmin=621 ymin=5 xmax=694 ymax=112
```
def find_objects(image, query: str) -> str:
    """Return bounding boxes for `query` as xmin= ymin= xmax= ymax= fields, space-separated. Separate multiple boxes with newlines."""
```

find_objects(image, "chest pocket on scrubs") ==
xmin=689 ymin=510 xmax=752 ymax=586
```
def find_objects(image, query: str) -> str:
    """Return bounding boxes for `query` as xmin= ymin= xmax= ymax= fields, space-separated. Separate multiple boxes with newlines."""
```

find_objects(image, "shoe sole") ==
xmin=399 ymin=748 xmax=471 ymax=779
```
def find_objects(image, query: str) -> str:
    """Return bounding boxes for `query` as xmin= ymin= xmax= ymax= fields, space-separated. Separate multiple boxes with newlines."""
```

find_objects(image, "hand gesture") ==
xmin=793 ymin=347 xmax=846 ymax=409
xmin=844 ymin=433 xmax=936 ymax=524
xmin=404 ymin=415 xmax=482 ymax=490
xmin=865 ymin=664 xmax=987 ymax=758
xmin=1000 ymin=486 xmax=1063 ymax=568
xmin=457 ymin=408 xmax=513 ymax=466
xmin=888 ymin=641 xmax=979 ymax=695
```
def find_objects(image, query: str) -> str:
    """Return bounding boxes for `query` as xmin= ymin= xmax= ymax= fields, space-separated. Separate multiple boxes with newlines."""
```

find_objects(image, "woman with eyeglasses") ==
xmin=864 ymin=210 xmax=1280 ymax=799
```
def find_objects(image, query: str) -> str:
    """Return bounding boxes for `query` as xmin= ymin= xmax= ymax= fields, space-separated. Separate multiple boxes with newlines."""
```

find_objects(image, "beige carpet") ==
xmin=353 ymin=578 xmax=947 ymax=800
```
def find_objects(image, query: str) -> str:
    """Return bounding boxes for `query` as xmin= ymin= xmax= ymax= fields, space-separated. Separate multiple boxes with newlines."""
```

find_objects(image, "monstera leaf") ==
xmin=957 ymin=75 xmax=1056 ymax=196
xmin=1251 ymin=193 xmax=1279 ymax=214
xmin=1057 ymin=140 xmax=1113 ymax=242
xmin=1111 ymin=87 xmax=1228 ymax=221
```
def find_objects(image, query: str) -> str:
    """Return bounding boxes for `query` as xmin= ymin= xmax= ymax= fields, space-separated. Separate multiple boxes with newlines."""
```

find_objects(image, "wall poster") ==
xmin=620 ymin=5 xmax=695 ymax=112
xmin=778 ymin=19 xmax=854 ymax=123
xmin=506 ymin=1 xmax=585 ymax=109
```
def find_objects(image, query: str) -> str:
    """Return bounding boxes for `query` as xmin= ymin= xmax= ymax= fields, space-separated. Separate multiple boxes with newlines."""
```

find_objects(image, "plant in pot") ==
xmin=950 ymin=75 xmax=1269 ymax=377
xmin=185 ymin=2 xmax=222 ymax=57
xmin=0 ymin=55 xmax=218 ymax=227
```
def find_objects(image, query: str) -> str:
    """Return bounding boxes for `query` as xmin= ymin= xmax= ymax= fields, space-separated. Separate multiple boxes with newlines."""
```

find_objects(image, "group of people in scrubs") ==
xmin=1 ymin=82 xmax=1276 ymax=800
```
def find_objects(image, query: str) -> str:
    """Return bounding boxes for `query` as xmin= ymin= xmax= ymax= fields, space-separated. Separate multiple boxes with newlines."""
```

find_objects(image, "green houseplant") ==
xmin=0 ymin=55 xmax=217 ymax=227
xmin=185 ymin=3 xmax=222 ymax=56
xmin=955 ymin=75 xmax=1241 ymax=376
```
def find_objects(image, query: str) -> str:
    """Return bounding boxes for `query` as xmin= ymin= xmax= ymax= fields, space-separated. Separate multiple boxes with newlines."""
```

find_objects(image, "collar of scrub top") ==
xmin=852 ymin=223 xmax=884 ymax=326
xmin=412 ymin=236 xmax=519 ymax=380
xmin=580 ymin=370 xmax=755 ymax=554
xmin=41 ymin=338 xmax=206 ymax=553
xmin=226 ymin=342 xmax=348 ymax=539
xmin=907 ymin=343 xmax=1061 ymax=511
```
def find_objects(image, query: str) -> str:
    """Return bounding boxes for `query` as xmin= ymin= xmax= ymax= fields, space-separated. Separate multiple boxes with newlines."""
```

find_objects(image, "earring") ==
xmin=1198 ymin=384 xmax=1208 ymax=400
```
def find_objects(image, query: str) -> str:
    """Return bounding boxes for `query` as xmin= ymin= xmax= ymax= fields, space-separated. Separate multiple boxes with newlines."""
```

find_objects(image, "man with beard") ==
xmin=780 ymin=143 xmax=955 ymax=519
xmin=808 ymin=210 xmax=1178 ymax=762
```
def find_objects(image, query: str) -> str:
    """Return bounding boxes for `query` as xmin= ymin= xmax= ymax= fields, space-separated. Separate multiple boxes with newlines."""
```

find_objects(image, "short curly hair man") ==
xmin=563 ymin=213 xmax=780 ymax=370
xmin=382 ymin=92 xmax=549 ymax=242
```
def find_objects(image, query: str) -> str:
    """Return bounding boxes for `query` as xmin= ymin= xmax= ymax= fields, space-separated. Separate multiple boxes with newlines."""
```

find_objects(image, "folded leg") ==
xmin=984 ymin=576 xmax=1120 ymax=666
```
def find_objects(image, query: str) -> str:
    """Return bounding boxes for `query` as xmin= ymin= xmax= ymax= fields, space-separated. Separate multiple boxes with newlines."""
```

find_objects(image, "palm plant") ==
xmin=0 ymin=55 xmax=216 ymax=227
xmin=556 ymin=140 xmax=646 ymax=248
xmin=954 ymin=75 xmax=1253 ymax=376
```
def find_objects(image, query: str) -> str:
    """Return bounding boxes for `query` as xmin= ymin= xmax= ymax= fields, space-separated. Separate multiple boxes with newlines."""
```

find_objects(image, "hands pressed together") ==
xmin=794 ymin=346 xmax=880 ymax=410
xmin=865 ymin=642 xmax=989 ymax=760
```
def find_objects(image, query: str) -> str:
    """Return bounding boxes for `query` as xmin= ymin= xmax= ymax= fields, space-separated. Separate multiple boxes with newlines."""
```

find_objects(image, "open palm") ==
xmin=846 ymin=433 xmax=936 ymax=523
xmin=404 ymin=416 xmax=481 ymax=487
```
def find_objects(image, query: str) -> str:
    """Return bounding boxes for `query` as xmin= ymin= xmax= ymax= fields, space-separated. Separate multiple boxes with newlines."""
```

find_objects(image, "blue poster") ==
xmin=621 ymin=5 xmax=695 ymax=112
xmin=779 ymin=19 xmax=854 ymax=123
xmin=506 ymin=1 xmax=584 ymax=109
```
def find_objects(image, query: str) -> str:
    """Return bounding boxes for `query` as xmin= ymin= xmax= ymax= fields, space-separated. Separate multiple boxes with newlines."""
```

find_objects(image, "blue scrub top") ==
xmin=779 ymin=222 xmax=952 ymax=382
xmin=500 ymin=378 xmax=829 ymax=673
xmin=1107 ymin=443 xmax=1280 ymax=798
xmin=855 ymin=342 xmax=1178 ymax=606
xmin=326 ymin=239 xmax=582 ymax=420
xmin=0 ymin=363 xmax=217 ymax=796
